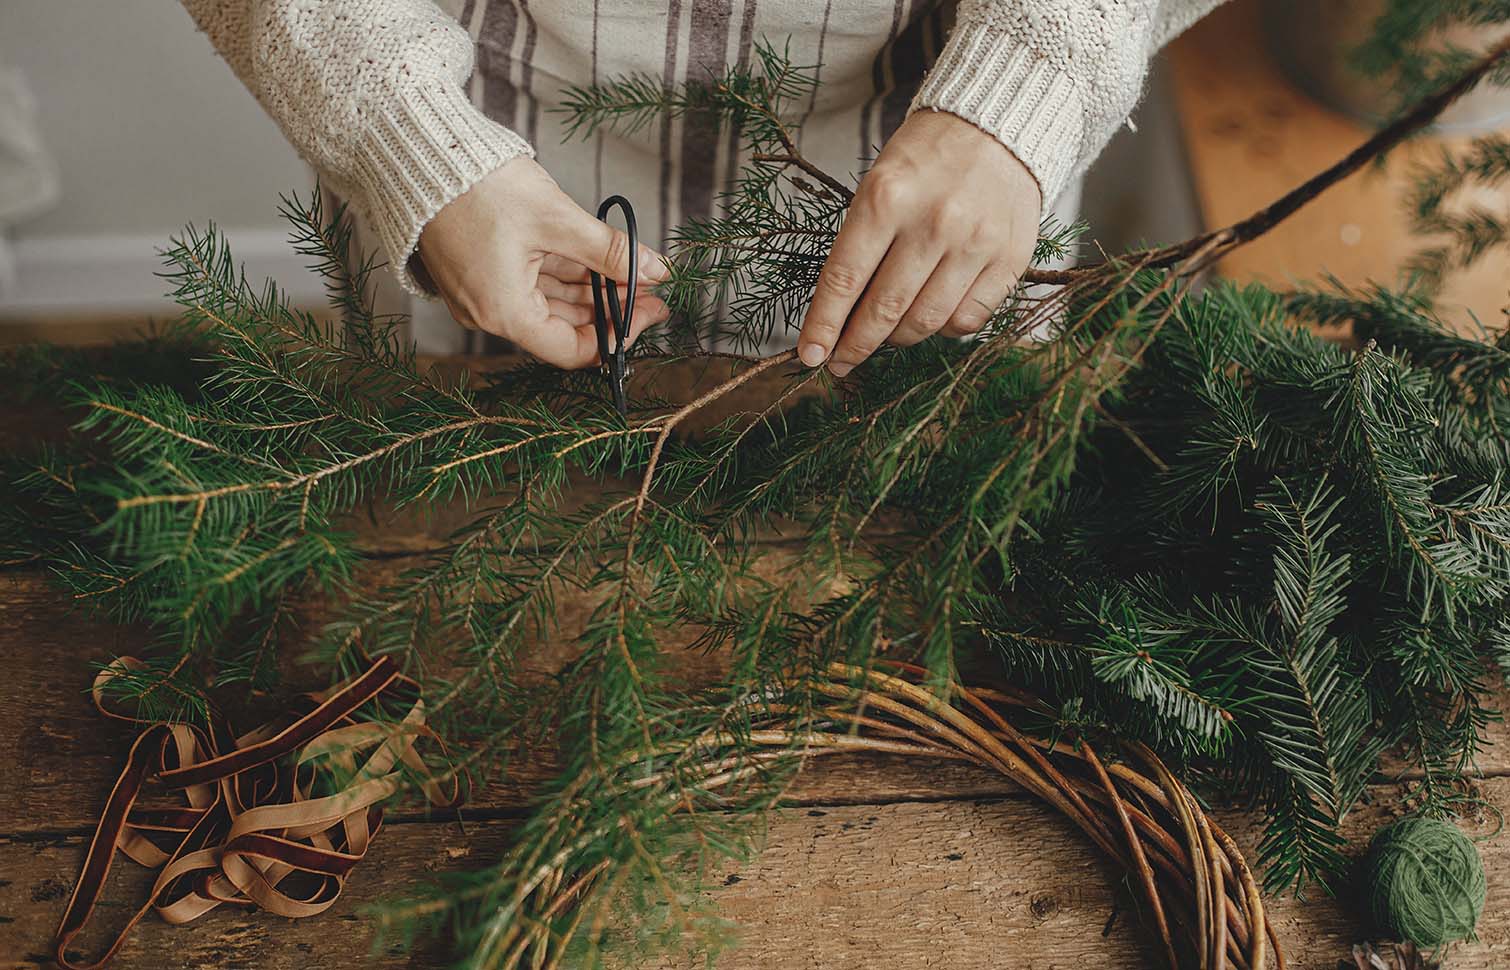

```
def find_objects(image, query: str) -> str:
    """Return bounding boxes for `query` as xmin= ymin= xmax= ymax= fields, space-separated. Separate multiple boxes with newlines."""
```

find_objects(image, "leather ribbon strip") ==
xmin=53 ymin=656 xmax=464 ymax=970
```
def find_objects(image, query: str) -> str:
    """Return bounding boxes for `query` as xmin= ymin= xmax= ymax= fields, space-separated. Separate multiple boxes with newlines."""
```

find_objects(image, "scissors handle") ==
xmin=590 ymin=195 xmax=637 ymax=418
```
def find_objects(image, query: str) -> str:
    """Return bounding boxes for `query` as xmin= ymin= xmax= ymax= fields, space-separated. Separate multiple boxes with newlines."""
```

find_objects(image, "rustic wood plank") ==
xmin=650 ymin=780 xmax=1510 ymax=970
xmin=7 ymin=351 xmax=1509 ymax=967
xmin=0 ymin=559 xmax=1010 ymax=836
xmin=4 ymin=778 xmax=1508 ymax=970
xmin=6 ymin=557 xmax=1510 ymax=834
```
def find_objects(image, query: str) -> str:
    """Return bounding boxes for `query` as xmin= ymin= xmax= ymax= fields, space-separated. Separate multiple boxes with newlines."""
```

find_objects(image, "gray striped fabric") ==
xmin=394 ymin=0 xmax=1088 ymax=355
xmin=458 ymin=0 xmax=949 ymax=251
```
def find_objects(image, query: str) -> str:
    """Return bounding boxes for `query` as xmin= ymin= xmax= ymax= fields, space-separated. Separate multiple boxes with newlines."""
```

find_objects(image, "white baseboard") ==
xmin=0 ymin=228 xmax=328 ymax=318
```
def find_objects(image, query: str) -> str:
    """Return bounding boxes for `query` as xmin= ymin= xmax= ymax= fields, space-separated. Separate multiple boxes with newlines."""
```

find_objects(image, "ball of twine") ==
xmin=1364 ymin=817 xmax=1487 ymax=949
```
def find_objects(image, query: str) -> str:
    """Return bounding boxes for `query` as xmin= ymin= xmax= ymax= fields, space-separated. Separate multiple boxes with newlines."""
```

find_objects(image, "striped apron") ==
xmin=405 ymin=0 xmax=1081 ymax=352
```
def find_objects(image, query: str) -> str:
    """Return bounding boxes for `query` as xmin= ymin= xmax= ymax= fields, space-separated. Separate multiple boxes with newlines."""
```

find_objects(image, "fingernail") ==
xmin=642 ymin=252 xmax=671 ymax=281
xmin=799 ymin=343 xmax=827 ymax=367
xmin=829 ymin=361 xmax=853 ymax=378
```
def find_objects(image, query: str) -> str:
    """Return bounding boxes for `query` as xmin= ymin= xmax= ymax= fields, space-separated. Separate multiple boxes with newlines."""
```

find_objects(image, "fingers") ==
xmin=790 ymin=109 xmax=1048 ymax=374
xmin=446 ymin=254 xmax=599 ymax=369
xmin=887 ymin=253 xmax=987 ymax=347
xmin=475 ymin=249 xmax=670 ymax=369
xmin=467 ymin=283 xmax=553 ymax=347
xmin=543 ymin=296 xmax=658 ymax=327
xmin=538 ymin=274 xmax=670 ymax=317
xmin=549 ymin=199 xmax=671 ymax=285
xmin=515 ymin=288 xmax=673 ymax=370
xmin=545 ymin=295 xmax=670 ymax=333
xmin=546 ymin=298 xmax=593 ymax=328
xmin=797 ymin=204 xmax=894 ymax=368
xmin=827 ymin=238 xmax=940 ymax=377
xmin=940 ymin=263 xmax=1015 ymax=338
xmin=567 ymin=292 xmax=669 ymax=360
xmin=541 ymin=252 xmax=662 ymax=287
xmin=449 ymin=247 xmax=545 ymax=332
xmin=540 ymin=254 xmax=591 ymax=284
xmin=539 ymin=275 xmax=671 ymax=350
xmin=418 ymin=159 xmax=677 ymax=371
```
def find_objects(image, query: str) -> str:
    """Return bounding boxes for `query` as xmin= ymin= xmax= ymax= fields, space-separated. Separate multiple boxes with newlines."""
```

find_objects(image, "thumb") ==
xmin=552 ymin=201 xmax=671 ymax=285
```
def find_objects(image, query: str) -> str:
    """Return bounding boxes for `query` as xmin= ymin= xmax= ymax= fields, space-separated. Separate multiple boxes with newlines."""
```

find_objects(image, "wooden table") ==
xmin=1 ymin=381 xmax=1509 ymax=970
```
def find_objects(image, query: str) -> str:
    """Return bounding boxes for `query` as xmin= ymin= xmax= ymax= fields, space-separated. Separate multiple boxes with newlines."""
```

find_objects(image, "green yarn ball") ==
xmin=1364 ymin=817 xmax=1487 ymax=949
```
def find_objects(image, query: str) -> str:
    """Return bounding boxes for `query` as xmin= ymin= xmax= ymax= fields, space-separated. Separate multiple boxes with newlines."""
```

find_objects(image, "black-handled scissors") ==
xmin=590 ymin=195 xmax=636 ymax=419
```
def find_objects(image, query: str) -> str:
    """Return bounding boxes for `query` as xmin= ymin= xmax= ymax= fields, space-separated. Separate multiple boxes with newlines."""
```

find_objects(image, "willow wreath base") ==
xmin=59 ymin=658 xmax=1280 ymax=970
xmin=500 ymin=661 xmax=1284 ymax=970
xmin=658 ymin=662 xmax=1282 ymax=970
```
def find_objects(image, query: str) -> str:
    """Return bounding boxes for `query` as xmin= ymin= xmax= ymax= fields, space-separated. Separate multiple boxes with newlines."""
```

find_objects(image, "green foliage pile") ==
xmin=986 ymin=280 xmax=1510 ymax=893
xmin=4 ymin=34 xmax=1508 ymax=970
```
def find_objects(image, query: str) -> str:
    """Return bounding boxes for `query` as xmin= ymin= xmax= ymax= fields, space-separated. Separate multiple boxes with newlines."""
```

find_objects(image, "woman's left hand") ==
xmin=796 ymin=110 xmax=1042 ymax=376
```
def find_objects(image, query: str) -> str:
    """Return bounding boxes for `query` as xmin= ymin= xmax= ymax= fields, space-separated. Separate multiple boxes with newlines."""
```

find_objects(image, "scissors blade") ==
xmin=610 ymin=356 xmax=629 ymax=419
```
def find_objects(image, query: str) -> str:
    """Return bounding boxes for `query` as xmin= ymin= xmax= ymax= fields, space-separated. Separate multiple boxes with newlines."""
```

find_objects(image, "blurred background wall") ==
xmin=0 ymin=0 xmax=319 ymax=328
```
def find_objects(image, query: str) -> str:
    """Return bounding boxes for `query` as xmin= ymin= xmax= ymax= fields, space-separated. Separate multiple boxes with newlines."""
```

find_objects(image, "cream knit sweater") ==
xmin=180 ymin=0 xmax=1223 ymax=294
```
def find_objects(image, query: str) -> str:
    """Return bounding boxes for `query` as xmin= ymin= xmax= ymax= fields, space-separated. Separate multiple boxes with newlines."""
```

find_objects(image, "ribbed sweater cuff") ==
xmin=909 ymin=18 xmax=1085 ymax=206
xmin=349 ymin=81 xmax=533 ymax=296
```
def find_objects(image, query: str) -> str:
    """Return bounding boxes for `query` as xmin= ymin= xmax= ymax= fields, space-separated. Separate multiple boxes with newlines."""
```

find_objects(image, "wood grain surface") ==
xmin=4 ymin=773 xmax=1509 ymax=969
xmin=3 ymin=349 xmax=1509 ymax=970
xmin=3 ymin=547 xmax=1509 ymax=969
xmin=2 ymin=344 xmax=1509 ymax=964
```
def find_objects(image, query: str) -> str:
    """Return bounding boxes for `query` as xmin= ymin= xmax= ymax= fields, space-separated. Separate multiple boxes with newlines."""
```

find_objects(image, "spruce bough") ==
xmin=6 ymin=33 xmax=1510 ymax=970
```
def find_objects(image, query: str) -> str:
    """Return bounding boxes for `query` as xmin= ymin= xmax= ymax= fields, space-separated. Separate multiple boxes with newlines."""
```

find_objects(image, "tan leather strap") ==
xmin=54 ymin=656 xmax=464 ymax=970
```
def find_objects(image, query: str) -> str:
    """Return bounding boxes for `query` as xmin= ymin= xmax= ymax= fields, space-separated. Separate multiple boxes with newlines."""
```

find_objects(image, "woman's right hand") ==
xmin=417 ymin=157 xmax=672 ymax=368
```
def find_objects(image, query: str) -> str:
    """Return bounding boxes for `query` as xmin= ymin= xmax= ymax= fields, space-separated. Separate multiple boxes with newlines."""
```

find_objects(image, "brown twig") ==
xmin=630 ymin=348 xmax=800 ymax=523
xmin=1021 ymin=35 xmax=1510 ymax=286
xmin=745 ymin=36 xmax=1507 ymax=288
xmin=750 ymin=151 xmax=855 ymax=201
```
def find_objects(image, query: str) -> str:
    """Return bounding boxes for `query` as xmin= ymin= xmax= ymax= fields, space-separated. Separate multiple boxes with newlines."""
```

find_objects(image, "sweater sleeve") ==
xmin=909 ymin=0 xmax=1225 ymax=205
xmin=179 ymin=0 xmax=533 ymax=294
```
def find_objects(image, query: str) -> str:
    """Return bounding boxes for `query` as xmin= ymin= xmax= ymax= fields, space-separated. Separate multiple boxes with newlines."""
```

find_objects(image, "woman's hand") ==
xmin=797 ymin=111 xmax=1042 ymax=376
xmin=418 ymin=157 xmax=672 ymax=368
